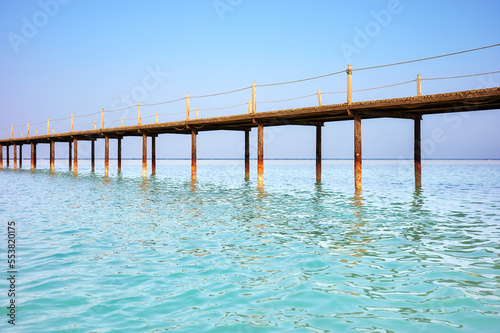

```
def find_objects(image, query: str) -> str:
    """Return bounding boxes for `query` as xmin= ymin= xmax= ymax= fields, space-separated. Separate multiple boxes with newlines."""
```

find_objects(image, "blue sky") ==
xmin=1 ymin=0 xmax=499 ymax=159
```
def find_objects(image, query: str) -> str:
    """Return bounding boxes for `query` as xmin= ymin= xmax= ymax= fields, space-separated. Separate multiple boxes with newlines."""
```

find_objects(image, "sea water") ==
xmin=1 ymin=159 xmax=499 ymax=332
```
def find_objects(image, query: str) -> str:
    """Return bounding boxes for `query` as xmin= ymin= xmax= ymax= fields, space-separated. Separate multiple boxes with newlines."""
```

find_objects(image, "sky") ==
xmin=0 ymin=0 xmax=499 ymax=160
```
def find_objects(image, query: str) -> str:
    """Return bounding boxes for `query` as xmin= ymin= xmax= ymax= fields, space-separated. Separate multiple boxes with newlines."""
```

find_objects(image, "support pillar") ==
xmin=191 ymin=130 xmax=197 ymax=181
xmin=13 ymin=144 xmax=17 ymax=170
xmin=0 ymin=146 xmax=3 ymax=169
xmin=245 ymin=129 xmax=250 ymax=180
xmin=73 ymin=138 xmax=78 ymax=174
xmin=69 ymin=141 xmax=72 ymax=170
xmin=105 ymin=135 xmax=109 ymax=176
xmin=316 ymin=125 xmax=322 ymax=183
xmin=152 ymin=135 xmax=156 ymax=175
xmin=19 ymin=145 xmax=22 ymax=169
xmin=257 ymin=123 xmax=264 ymax=183
xmin=31 ymin=143 xmax=36 ymax=170
xmin=91 ymin=140 xmax=95 ymax=172
xmin=354 ymin=115 xmax=362 ymax=189
xmin=50 ymin=141 xmax=55 ymax=172
xmin=414 ymin=117 xmax=422 ymax=188
xmin=142 ymin=133 xmax=147 ymax=177
xmin=6 ymin=146 xmax=9 ymax=167
xmin=117 ymin=137 xmax=122 ymax=173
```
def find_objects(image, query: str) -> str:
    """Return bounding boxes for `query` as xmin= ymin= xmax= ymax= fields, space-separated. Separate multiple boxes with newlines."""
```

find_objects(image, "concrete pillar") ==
xmin=50 ymin=141 xmax=55 ymax=172
xmin=68 ymin=141 xmax=72 ymax=170
xmin=91 ymin=140 xmax=95 ymax=172
xmin=152 ymin=135 xmax=156 ymax=175
xmin=13 ymin=144 xmax=17 ymax=170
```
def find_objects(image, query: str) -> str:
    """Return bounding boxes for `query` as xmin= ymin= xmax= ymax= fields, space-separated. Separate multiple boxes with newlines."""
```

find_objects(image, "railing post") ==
xmin=52 ymin=126 xmax=55 ymax=134
xmin=417 ymin=74 xmax=422 ymax=97
xmin=101 ymin=108 xmax=104 ymax=129
xmin=318 ymin=89 xmax=323 ymax=106
xmin=347 ymin=64 xmax=352 ymax=104
xmin=155 ymin=111 xmax=158 ymax=124
xmin=21 ymin=131 xmax=23 ymax=138
xmin=27 ymin=122 xmax=30 ymax=138
xmin=137 ymin=102 xmax=141 ymax=125
xmin=47 ymin=119 xmax=50 ymax=135
xmin=196 ymin=106 xmax=199 ymax=120
xmin=252 ymin=81 xmax=256 ymax=114
xmin=36 ymin=129 xmax=38 ymax=136
xmin=71 ymin=114 xmax=74 ymax=132
xmin=186 ymin=93 xmax=190 ymax=120
xmin=121 ymin=116 xmax=123 ymax=127
xmin=94 ymin=121 xmax=96 ymax=130
xmin=248 ymin=99 xmax=251 ymax=114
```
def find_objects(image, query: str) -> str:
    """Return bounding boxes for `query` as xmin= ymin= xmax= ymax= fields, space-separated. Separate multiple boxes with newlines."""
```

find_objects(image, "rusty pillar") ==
xmin=414 ymin=117 xmax=422 ymax=188
xmin=245 ymin=129 xmax=250 ymax=180
xmin=142 ymin=133 xmax=147 ymax=177
xmin=0 ymin=145 xmax=3 ymax=169
xmin=91 ymin=140 xmax=95 ymax=172
xmin=6 ymin=146 xmax=9 ymax=167
xmin=191 ymin=129 xmax=197 ymax=181
xmin=104 ymin=135 xmax=109 ymax=176
xmin=68 ymin=141 xmax=72 ymax=170
xmin=117 ymin=137 xmax=122 ymax=173
xmin=354 ymin=115 xmax=362 ymax=189
xmin=50 ymin=141 xmax=55 ymax=172
xmin=152 ymin=135 xmax=156 ymax=175
xmin=316 ymin=125 xmax=322 ymax=183
xmin=13 ymin=144 xmax=17 ymax=170
xmin=19 ymin=145 xmax=23 ymax=168
xmin=32 ymin=143 xmax=37 ymax=169
xmin=73 ymin=138 xmax=78 ymax=174
xmin=257 ymin=123 xmax=264 ymax=183
xmin=30 ymin=143 xmax=34 ymax=170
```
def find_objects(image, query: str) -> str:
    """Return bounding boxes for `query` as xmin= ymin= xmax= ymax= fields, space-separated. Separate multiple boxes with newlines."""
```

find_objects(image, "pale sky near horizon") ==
xmin=0 ymin=0 xmax=499 ymax=159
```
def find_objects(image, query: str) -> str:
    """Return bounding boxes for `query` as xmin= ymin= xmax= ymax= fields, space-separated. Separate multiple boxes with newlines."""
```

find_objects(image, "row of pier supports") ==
xmin=0 ymin=117 xmax=423 ymax=188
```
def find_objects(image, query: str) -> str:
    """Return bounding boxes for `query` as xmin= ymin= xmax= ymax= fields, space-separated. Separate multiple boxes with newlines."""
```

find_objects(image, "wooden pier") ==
xmin=1 ymin=72 xmax=500 ymax=188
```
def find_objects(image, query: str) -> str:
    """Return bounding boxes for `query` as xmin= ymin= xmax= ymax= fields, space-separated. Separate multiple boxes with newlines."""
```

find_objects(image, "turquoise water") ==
xmin=1 ymin=160 xmax=500 ymax=332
